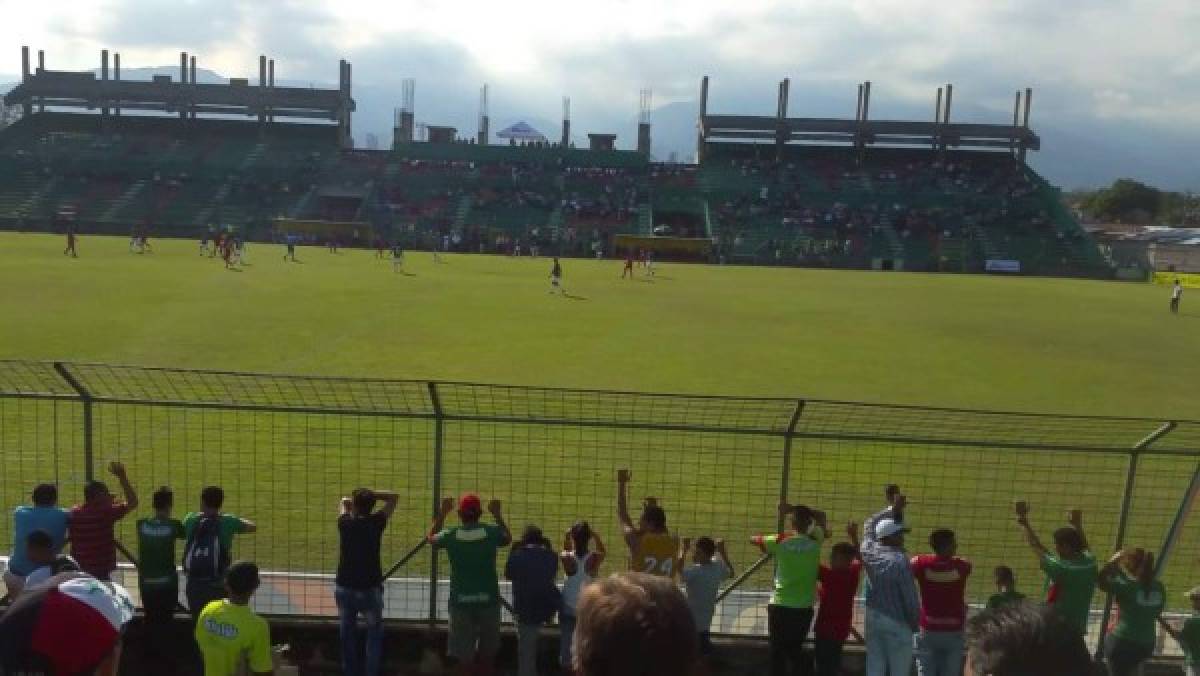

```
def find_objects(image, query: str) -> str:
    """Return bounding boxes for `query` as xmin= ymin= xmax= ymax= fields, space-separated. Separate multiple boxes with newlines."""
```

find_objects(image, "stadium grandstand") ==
xmin=0 ymin=47 xmax=1110 ymax=277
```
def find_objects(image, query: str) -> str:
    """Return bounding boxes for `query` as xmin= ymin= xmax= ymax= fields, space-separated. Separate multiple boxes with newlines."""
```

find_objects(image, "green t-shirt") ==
xmin=986 ymin=589 xmax=1026 ymax=610
xmin=1109 ymin=576 xmax=1165 ymax=647
xmin=434 ymin=523 xmax=504 ymax=607
xmin=195 ymin=600 xmax=273 ymax=676
xmin=1040 ymin=551 xmax=1098 ymax=634
xmin=137 ymin=517 xmax=185 ymax=588
xmin=183 ymin=512 xmax=250 ymax=555
xmin=762 ymin=527 xmax=826 ymax=609
xmin=1181 ymin=615 xmax=1200 ymax=666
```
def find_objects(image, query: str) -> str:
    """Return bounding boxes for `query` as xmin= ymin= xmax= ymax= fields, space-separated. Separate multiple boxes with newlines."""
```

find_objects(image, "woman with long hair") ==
xmin=560 ymin=521 xmax=606 ymax=672
xmin=1098 ymin=548 xmax=1165 ymax=676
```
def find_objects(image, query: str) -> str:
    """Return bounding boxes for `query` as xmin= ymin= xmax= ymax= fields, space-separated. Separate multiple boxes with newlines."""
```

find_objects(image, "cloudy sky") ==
xmin=2 ymin=0 xmax=1198 ymax=188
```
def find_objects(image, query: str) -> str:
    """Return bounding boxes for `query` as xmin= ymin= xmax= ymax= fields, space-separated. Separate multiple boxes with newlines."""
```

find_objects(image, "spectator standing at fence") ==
xmin=987 ymin=566 xmax=1025 ymax=610
xmin=0 ymin=572 xmax=135 ymax=676
xmin=616 ymin=469 xmax=680 ymax=578
xmin=505 ymin=524 xmax=562 ymax=676
xmin=69 ymin=461 xmax=138 ymax=581
xmin=1014 ymin=503 xmax=1097 ymax=635
xmin=861 ymin=490 xmax=920 ymax=676
xmin=4 ymin=483 xmax=68 ymax=598
xmin=1159 ymin=586 xmax=1200 ymax=676
xmin=194 ymin=561 xmax=275 ymax=676
xmin=964 ymin=601 xmax=1096 ymax=676
xmin=183 ymin=485 xmax=257 ymax=621
xmin=336 ymin=487 xmax=399 ymax=676
xmin=428 ymin=494 xmax=512 ymax=676
xmin=911 ymin=528 xmax=972 ymax=676
xmin=560 ymin=521 xmax=607 ymax=670
xmin=813 ymin=523 xmax=864 ymax=676
xmin=572 ymin=572 xmax=698 ymax=676
xmin=679 ymin=536 xmax=734 ymax=658
xmin=751 ymin=501 xmax=828 ymax=676
xmin=19 ymin=529 xmax=80 ymax=591
xmin=136 ymin=486 xmax=186 ymax=665
xmin=1097 ymin=549 xmax=1165 ymax=676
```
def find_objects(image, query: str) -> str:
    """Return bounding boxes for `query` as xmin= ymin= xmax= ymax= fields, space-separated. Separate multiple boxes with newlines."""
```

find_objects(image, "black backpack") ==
xmin=183 ymin=515 xmax=230 ymax=582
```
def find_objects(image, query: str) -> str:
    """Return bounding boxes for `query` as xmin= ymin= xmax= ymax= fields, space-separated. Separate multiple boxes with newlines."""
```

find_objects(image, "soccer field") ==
xmin=2 ymin=232 xmax=1198 ymax=621
xmin=1 ymin=232 xmax=1195 ymax=419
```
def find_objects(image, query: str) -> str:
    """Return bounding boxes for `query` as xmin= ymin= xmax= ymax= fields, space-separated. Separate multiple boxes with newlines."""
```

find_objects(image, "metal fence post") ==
xmin=776 ymin=400 xmax=806 ymax=532
xmin=427 ymin=381 xmax=445 ymax=625
xmin=53 ymin=362 xmax=95 ymax=481
xmin=1094 ymin=421 xmax=1175 ymax=657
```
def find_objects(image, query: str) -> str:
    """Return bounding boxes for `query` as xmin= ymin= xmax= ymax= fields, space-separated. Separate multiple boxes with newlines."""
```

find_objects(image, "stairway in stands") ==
xmin=101 ymin=180 xmax=147 ymax=223
xmin=453 ymin=195 xmax=473 ymax=229
xmin=637 ymin=203 xmax=653 ymax=235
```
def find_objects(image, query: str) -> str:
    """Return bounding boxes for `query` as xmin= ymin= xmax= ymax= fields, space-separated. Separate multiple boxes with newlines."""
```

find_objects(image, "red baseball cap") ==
xmin=459 ymin=493 xmax=482 ymax=514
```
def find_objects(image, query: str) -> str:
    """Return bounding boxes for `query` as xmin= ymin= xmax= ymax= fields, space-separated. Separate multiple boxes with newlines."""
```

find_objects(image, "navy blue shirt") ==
xmin=505 ymin=545 xmax=561 ymax=625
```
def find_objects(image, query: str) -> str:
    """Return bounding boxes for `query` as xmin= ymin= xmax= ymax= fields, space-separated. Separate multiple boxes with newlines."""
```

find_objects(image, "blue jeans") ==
xmin=335 ymin=586 xmax=384 ymax=676
xmin=559 ymin=612 xmax=577 ymax=668
xmin=865 ymin=607 xmax=914 ymax=676
xmin=915 ymin=630 xmax=964 ymax=676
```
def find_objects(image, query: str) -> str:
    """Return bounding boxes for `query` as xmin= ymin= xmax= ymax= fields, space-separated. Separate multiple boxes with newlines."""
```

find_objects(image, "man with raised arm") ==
xmin=428 ymin=494 xmax=512 ymax=676
xmin=751 ymin=501 xmax=828 ymax=676
xmin=69 ymin=462 xmax=139 ymax=581
xmin=861 ymin=486 xmax=920 ymax=676
xmin=336 ymin=488 xmax=399 ymax=676
xmin=617 ymin=469 xmax=680 ymax=578
xmin=1014 ymin=503 xmax=1097 ymax=636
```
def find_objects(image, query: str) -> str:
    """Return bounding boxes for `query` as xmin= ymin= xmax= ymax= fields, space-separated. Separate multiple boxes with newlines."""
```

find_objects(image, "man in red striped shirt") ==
xmin=68 ymin=462 xmax=139 ymax=581
xmin=911 ymin=528 xmax=972 ymax=676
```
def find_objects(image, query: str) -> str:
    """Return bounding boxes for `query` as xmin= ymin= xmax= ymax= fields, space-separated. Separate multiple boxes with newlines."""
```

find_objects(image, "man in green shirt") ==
xmin=751 ymin=501 xmax=827 ymax=676
xmin=182 ymin=486 xmax=256 ymax=622
xmin=1015 ymin=503 xmax=1097 ymax=635
xmin=137 ymin=486 xmax=185 ymax=666
xmin=1159 ymin=586 xmax=1200 ymax=676
xmin=428 ymin=493 xmax=512 ymax=676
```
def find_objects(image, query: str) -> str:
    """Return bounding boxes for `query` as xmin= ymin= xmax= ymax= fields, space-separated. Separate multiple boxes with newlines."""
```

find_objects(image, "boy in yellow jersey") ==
xmin=617 ymin=469 xmax=681 ymax=577
xmin=195 ymin=561 xmax=274 ymax=676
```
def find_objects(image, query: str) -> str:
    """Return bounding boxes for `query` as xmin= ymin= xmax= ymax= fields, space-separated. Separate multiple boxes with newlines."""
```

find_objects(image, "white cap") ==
xmin=875 ymin=518 xmax=908 ymax=539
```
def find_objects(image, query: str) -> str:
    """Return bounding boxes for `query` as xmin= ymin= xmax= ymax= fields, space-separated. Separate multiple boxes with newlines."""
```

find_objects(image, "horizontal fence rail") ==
xmin=0 ymin=360 xmax=1197 ymax=651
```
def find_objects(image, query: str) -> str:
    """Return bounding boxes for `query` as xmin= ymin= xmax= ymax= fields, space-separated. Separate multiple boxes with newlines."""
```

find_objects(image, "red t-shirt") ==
xmin=69 ymin=502 xmax=133 ymax=579
xmin=910 ymin=554 xmax=972 ymax=631
xmin=814 ymin=560 xmax=863 ymax=641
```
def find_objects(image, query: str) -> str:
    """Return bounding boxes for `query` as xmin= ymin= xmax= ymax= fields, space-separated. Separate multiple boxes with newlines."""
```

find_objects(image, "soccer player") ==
xmin=1158 ymin=586 xmax=1200 ymax=676
xmin=987 ymin=566 xmax=1025 ymax=609
xmin=392 ymin=242 xmax=405 ymax=273
xmin=428 ymin=494 xmax=512 ymax=676
xmin=375 ymin=236 xmax=386 ymax=259
xmin=1014 ymin=503 xmax=1097 ymax=636
xmin=646 ymin=250 xmax=656 ymax=277
xmin=284 ymin=233 xmax=298 ymax=262
xmin=813 ymin=524 xmax=864 ymax=676
xmin=1172 ymin=279 xmax=1183 ymax=314
xmin=68 ymin=461 xmax=138 ymax=581
xmin=129 ymin=228 xmax=139 ymax=253
xmin=211 ymin=230 xmax=223 ymax=259
xmin=64 ymin=229 xmax=78 ymax=257
xmin=911 ymin=528 xmax=972 ymax=676
xmin=622 ymin=250 xmax=634 ymax=278
xmin=752 ymin=501 xmax=828 ymax=676
xmin=617 ymin=469 xmax=680 ymax=578
xmin=222 ymin=236 xmax=235 ymax=269
xmin=679 ymin=537 xmax=734 ymax=657
xmin=140 ymin=230 xmax=152 ymax=254
xmin=200 ymin=230 xmax=211 ymax=255
xmin=234 ymin=236 xmax=245 ymax=265
xmin=549 ymin=257 xmax=564 ymax=294
xmin=194 ymin=561 xmax=274 ymax=676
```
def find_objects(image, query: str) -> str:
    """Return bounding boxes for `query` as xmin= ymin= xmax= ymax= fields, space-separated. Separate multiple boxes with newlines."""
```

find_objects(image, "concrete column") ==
xmin=344 ymin=61 xmax=353 ymax=146
xmin=259 ymin=55 xmax=267 ymax=124
xmin=942 ymin=83 xmax=952 ymax=124
xmin=1012 ymin=90 xmax=1021 ymax=157
xmin=38 ymin=50 xmax=46 ymax=112
xmin=114 ymin=53 xmax=120 ymax=116
xmin=268 ymin=59 xmax=275 ymax=122
xmin=696 ymin=75 xmax=709 ymax=163
xmin=189 ymin=56 xmax=196 ymax=119
xmin=101 ymin=50 xmax=109 ymax=117
xmin=21 ymin=46 xmax=30 ymax=81
xmin=1020 ymin=87 xmax=1033 ymax=162
xmin=933 ymin=87 xmax=942 ymax=149
xmin=180 ymin=52 xmax=188 ymax=121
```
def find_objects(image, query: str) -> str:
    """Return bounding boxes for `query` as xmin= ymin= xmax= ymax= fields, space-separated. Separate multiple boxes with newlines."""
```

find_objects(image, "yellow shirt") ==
xmin=631 ymin=532 xmax=681 ymax=577
xmin=195 ymin=600 xmax=273 ymax=676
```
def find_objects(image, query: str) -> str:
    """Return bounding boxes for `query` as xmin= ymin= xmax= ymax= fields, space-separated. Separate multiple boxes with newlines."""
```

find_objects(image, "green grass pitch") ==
xmin=0 ymin=232 xmax=1197 ymax=616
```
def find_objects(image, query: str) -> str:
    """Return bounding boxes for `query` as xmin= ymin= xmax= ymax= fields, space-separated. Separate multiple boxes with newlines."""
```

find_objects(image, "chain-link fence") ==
xmin=1 ymin=360 xmax=1197 ymax=651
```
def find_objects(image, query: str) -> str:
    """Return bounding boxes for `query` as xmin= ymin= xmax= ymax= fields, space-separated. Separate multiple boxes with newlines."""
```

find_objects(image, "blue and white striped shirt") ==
xmin=861 ymin=506 xmax=921 ymax=630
